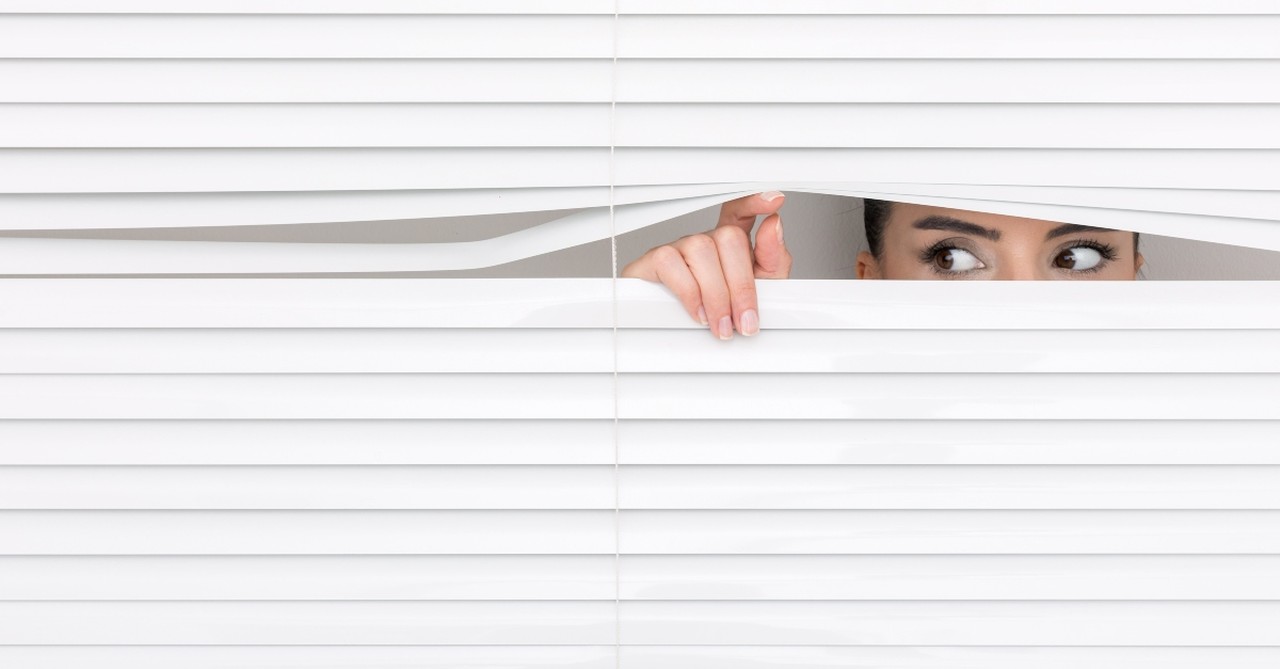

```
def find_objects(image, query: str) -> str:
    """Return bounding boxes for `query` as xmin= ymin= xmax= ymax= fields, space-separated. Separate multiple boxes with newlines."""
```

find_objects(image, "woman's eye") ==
xmin=1054 ymin=246 xmax=1103 ymax=271
xmin=933 ymin=248 xmax=983 ymax=272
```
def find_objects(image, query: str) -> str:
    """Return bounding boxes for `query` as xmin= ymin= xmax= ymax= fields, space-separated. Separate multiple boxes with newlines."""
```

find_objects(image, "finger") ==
xmin=752 ymin=213 xmax=793 ymax=280
xmin=674 ymin=234 xmax=734 ymax=340
xmin=716 ymin=190 xmax=786 ymax=235
xmin=647 ymin=245 xmax=707 ymax=325
xmin=711 ymin=224 xmax=760 ymax=337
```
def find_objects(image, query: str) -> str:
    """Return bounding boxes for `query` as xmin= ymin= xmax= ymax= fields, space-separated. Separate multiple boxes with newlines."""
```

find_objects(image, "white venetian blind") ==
xmin=3 ymin=1 xmax=1280 ymax=668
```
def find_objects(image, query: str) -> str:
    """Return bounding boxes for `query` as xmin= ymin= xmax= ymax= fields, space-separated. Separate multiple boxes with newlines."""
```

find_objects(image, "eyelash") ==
xmin=1056 ymin=238 xmax=1118 ymax=274
xmin=918 ymin=239 xmax=984 ymax=277
xmin=917 ymin=238 xmax=1121 ymax=275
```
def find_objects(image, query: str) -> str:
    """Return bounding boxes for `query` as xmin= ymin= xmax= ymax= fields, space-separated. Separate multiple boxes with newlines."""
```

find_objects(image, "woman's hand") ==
xmin=621 ymin=191 xmax=792 ymax=340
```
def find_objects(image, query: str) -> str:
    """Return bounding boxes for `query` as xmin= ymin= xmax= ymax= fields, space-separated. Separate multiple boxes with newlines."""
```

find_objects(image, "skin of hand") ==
xmin=620 ymin=191 xmax=792 ymax=340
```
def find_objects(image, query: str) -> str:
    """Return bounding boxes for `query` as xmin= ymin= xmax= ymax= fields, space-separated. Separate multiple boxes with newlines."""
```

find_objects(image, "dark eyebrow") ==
xmin=1044 ymin=223 xmax=1116 ymax=240
xmin=911 ymin=216 xmax=1000 ymax=241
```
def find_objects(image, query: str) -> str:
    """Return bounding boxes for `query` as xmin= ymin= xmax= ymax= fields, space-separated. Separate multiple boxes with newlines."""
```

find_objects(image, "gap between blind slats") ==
xmin=3 ymin=187 xmax=1276 ymax=270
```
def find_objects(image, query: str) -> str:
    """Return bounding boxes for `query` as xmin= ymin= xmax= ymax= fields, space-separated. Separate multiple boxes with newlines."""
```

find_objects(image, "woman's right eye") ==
xmin=932 ymin=247 xmax=984 ymax=272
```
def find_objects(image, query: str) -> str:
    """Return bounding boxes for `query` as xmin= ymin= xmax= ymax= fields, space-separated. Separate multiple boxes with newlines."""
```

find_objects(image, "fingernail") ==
xmin=696 ymin=305 xmax=708 ymax=325
xmin=760 ymin=190 xmax=785 ymax=202
xmin=740 ymin=309 xmax=759 ymax=336
xmin=718 ymin=316 xmax=733 ymax=340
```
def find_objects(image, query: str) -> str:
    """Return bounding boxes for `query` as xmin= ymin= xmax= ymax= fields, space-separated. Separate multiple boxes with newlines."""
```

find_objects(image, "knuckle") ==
xmin=711 ymin=225 xmax=747 ymax=246
xmin=678 ymin=233 xmax=716 ymax=256
xmin=730 ymin=280 xmax=758 ymax=300
xmin=649 ymin=245 xmax=683 ymax=267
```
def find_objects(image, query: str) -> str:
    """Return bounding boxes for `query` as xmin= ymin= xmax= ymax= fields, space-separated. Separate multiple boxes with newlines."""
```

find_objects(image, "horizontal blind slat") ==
xmin=619 ymin=330 xmax=1280 ymax=373
xmin=0 ymin=510 xmax=616 ymax=554
xmin=0 ymin=374 xmax=616 ymax=419
xmin=617 ymin=60 xmax=1280 ymax=103
xmin=0 ymin=555 xmax=616 ymax=600
xmin=617 ymin=465 xmax=1280 ymax=510
xmin=1 ymin=104 xmax=612 ymax=148
xmin=619 ymin=373 xmax=1280 ymax=420
xmin=621 ymin=510 xmax=1280 ymax=554
xmin=0 ymin=466 xmax=617 ymax=510
xmin=619 ymin=555 xmax=1280 ymax=600
xmin=0 ymin=420 xmax=615 ymax=465
xmin=0 ymin=15 xmax=614 ymax=58
xmin=620 ymin=420 xmax=1280 ymax=465
xmin=0 ymin=60 xmax=613 ymax=103
xmin=0 ymin=646 xmax=616 ymax=669
xmin=618 ymin=15 xmax=1280 ymax=58
xmin=0 ymin=329 xmax=614 ymax=373
xmin=616 ymin=104 xmax=1280 ymax=149
xmin=618 ymin=646 xmax=1280 ymax=669
xmin=0 ymin=601 xmax=616 ymax=645
xmin=621 ymin=601 xmax=1280 ymax=645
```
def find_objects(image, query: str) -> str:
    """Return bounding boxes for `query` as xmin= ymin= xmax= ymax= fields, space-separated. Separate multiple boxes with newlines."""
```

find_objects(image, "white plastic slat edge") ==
xmin=0 ymin=601 xmax=616 ymax=645
xmin=0 ymin=510 xmax=616 ymax=554
xmin=0 ymin=647 xmax=616 ymax=669
xmin=0 ymin=555 xmax=616 ymax=600
xmin=617 ymin=15 xmax=1280 ymax=59
xmin=0 ymin=15 xmax=614 ymax=59
xmin=619 ymin=600 xmax=1280 ymax=645
xmin=0 ymin=0 xmax=614 ymax=12
xmin=619 ymin=419 xmax=1280 ymax=465
xmin=0 ymin=420 xmax=615 ymax=465
xmin=620 ymin=0 xmax=1280 ymax=14
xmin=621 ymin=509 xmax=1280 ymax=554
xmin=0 ymin=60 xmax=614 ymax=104
xmin=617 ymin=60 xmax=1280 ymax=103
xmin=618 ymin=554 xmax=1280 ymax=600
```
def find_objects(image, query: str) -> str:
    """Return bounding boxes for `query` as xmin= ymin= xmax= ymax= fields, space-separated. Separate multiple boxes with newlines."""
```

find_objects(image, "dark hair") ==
xmin=862 ymin=198 xmax=893 ymax=258
xmin=861 ymin=197 xmax=1140 ymax=259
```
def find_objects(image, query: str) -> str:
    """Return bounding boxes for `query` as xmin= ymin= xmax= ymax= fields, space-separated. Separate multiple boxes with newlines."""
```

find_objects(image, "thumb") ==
xmin=753 ymin=213 xmax=792 ymax=279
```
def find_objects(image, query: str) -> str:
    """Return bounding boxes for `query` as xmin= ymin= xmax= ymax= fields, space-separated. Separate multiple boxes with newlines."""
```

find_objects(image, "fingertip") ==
xmin=759 ymin=190 xmax=785 ymax=203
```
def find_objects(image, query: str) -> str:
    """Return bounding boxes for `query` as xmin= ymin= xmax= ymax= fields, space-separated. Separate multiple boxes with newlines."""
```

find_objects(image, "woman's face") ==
xmin=856 ymin=203 xmax=1144 ymax=280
